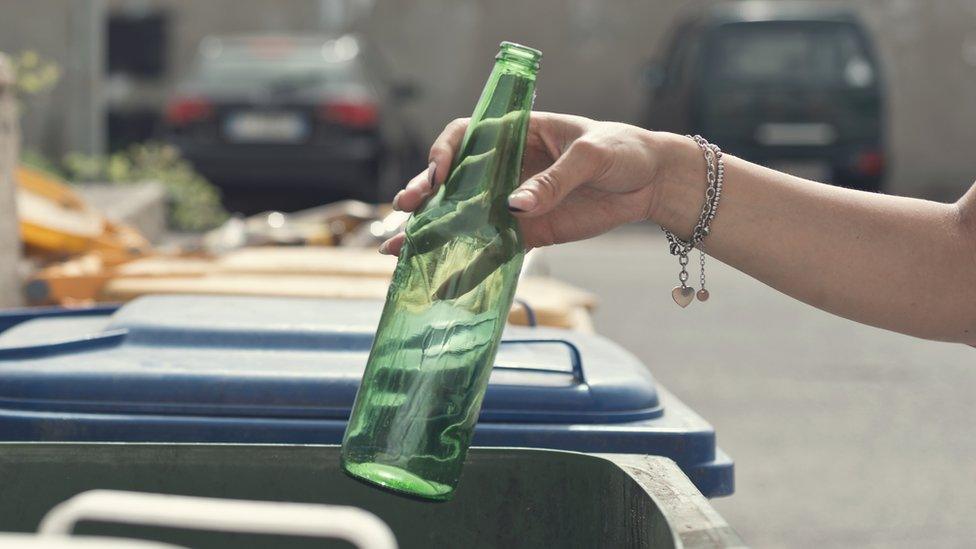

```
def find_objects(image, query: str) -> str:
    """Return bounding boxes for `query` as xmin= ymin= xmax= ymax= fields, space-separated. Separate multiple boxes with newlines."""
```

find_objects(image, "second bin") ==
xmin=0 ymin=295 xmax=733 ymax=497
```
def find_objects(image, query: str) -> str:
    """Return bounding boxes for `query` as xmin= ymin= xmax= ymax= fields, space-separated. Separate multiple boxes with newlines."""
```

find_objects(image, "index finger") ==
xmin=428 ymin=117 xmax=469 ymax=186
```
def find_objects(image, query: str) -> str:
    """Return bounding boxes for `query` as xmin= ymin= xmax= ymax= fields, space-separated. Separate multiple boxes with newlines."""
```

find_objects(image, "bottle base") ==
xmin=341 ymin=459 xmax=455 ymax=502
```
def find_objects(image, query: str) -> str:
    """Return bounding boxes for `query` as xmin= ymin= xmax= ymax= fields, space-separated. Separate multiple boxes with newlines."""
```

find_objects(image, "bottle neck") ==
xmin=437 ymin=43 xmax=539 ymax=199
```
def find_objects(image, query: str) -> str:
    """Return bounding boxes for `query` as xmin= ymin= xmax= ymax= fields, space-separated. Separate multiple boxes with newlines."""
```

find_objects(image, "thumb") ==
xmin=507 ymin=140 xmax=602 ymax=217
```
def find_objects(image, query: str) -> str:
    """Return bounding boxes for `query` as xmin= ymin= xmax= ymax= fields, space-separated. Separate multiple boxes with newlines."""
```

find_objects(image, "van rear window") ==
xmin=192 ymin=36 xmax=367 ymax=92
xmin=711 ymin=23 xmax=874 ymax=87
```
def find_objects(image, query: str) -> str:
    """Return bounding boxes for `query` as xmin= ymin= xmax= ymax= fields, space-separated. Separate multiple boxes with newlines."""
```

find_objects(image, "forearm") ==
xmin=650 ymin=133 xmax=976 ymax=344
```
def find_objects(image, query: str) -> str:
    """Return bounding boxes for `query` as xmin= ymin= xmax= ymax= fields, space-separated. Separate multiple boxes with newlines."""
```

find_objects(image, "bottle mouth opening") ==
xmin=496 ymin=41 xmax=542 ymax=70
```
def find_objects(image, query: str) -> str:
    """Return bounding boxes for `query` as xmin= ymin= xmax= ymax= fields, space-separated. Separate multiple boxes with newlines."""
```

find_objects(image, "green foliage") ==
xmin=7 ymin=49 xmax=224 ymax=232
xmin=63 ymin=143 xmax=229 ymax=232
xmin=9 ymin=50 xmax=61 ymax=97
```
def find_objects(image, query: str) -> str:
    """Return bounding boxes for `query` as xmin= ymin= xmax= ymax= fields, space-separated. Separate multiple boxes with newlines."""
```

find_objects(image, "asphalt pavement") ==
xmin=543 ymin=224 xmax=976 ymax=549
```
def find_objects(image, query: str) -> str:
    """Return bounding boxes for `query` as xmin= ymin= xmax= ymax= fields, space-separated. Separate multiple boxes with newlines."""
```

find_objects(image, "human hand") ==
xmin=380 ymin=112 xmax=673 ymax=255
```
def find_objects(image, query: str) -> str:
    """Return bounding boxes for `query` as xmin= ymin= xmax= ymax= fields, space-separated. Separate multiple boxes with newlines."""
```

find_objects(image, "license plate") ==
xmin=224 ymin=111 xmax=308 ymax=143
xmin=768 ymin=161 xmax=832 ymax=182
xmin=755 ymin=123 xmax=837 ymax=146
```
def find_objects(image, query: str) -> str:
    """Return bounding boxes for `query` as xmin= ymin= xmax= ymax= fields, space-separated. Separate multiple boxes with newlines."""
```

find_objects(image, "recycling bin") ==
xmin=0 ymin=443 xmax=744 ymax=548
xmin=0 ymin=295 xmax=733 ymax=497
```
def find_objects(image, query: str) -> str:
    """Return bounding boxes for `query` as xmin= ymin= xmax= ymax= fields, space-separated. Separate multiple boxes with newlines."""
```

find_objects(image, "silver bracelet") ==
xmin=662 ymin=135 xmax=724 ymax=308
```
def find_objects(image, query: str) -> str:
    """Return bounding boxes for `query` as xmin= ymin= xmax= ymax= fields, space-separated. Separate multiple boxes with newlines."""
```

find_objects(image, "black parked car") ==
xmin=642 ymin=2 xmax=886 ymax=192
xmin=165 ymin=34 xmax=423 ymax=211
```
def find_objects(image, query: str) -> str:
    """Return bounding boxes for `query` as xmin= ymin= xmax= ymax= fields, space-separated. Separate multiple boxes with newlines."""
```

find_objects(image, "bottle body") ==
xmin=341 ymin=43 xmax=541 ymax=500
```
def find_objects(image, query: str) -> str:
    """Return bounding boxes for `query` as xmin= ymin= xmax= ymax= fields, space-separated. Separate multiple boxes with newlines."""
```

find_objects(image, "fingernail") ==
xmin=392 ymin=191 xmax=403 ymax=211
xmin=428 ymin=161 xmax=437 ymax=188
xmin=508 ymin=190 xmax=536 ymax=212
xmin=378 ymin=240 xmax=390 ymax=255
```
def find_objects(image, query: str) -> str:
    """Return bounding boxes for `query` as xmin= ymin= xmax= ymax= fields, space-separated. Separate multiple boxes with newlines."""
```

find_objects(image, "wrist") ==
xmin=644 ymin=132 xmax=709 ymax=240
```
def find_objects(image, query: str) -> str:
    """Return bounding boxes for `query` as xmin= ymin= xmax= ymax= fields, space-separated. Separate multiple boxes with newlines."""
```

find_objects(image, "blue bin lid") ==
xmin=0 ymin=295 xmax=662 ymax=424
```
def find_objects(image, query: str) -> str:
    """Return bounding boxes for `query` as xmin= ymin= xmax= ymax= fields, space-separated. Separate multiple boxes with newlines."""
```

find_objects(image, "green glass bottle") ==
xmin=341 ymin=42 xmax=541 ymax=501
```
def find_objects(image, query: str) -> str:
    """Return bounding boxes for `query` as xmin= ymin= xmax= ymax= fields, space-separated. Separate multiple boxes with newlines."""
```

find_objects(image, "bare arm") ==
xmin=386 ymin=113 xmax=976 ymax=345
xmin=653 ymin=134 xmax=976 ymax=344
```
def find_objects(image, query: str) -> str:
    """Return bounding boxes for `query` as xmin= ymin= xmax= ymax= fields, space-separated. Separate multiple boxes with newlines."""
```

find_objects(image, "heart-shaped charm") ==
xmin=672 ymin=286 xmax=695 ymax=308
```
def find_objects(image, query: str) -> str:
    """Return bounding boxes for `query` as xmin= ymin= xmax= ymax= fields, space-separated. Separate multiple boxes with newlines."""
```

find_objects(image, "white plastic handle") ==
xmin=37 ymin=490 xmax=398 ymax=549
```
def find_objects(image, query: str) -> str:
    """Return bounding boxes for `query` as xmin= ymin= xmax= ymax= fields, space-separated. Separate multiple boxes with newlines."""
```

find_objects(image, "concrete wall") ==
xmin=2 ymin=0 xmax=975 ymax=199
xmin=0 ymin=0 xmax=73 ymax=158
xmin=0 ymin=53 xmax=22 ymax=307
xmin=859 ymin=0 xmax=976 ymax=198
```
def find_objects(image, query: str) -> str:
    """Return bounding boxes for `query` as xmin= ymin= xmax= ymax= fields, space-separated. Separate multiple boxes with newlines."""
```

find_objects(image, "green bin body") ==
xmin=0 ymin=443 xmax=743 ymax=549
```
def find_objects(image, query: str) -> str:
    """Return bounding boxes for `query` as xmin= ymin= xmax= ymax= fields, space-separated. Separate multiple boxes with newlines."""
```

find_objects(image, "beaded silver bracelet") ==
xmin=662 ymin=135 xmax=724 ymax=308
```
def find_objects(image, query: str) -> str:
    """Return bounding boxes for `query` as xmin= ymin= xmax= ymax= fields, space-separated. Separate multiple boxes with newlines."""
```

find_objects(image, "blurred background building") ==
xmin=1 ymin=0 xmax=975 ymax=201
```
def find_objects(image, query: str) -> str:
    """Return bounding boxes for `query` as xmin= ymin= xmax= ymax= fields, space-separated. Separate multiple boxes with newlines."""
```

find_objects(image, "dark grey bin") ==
xmin=0 ymin=444 xmax=743 ymax=549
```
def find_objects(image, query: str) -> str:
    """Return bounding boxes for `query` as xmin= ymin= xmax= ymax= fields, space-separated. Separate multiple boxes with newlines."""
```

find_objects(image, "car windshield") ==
xmin=192 ymin=36 xmax=366 ymax=91
xmin=711 ymin=22 xmax=875 ymax=87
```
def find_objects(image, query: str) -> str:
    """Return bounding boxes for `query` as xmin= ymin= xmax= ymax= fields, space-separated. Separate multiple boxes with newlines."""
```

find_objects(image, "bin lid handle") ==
xmin=37 ymin=489 xmax=398 ymax=549
xmin=495 ymin=338 xmax=585 ymax=384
